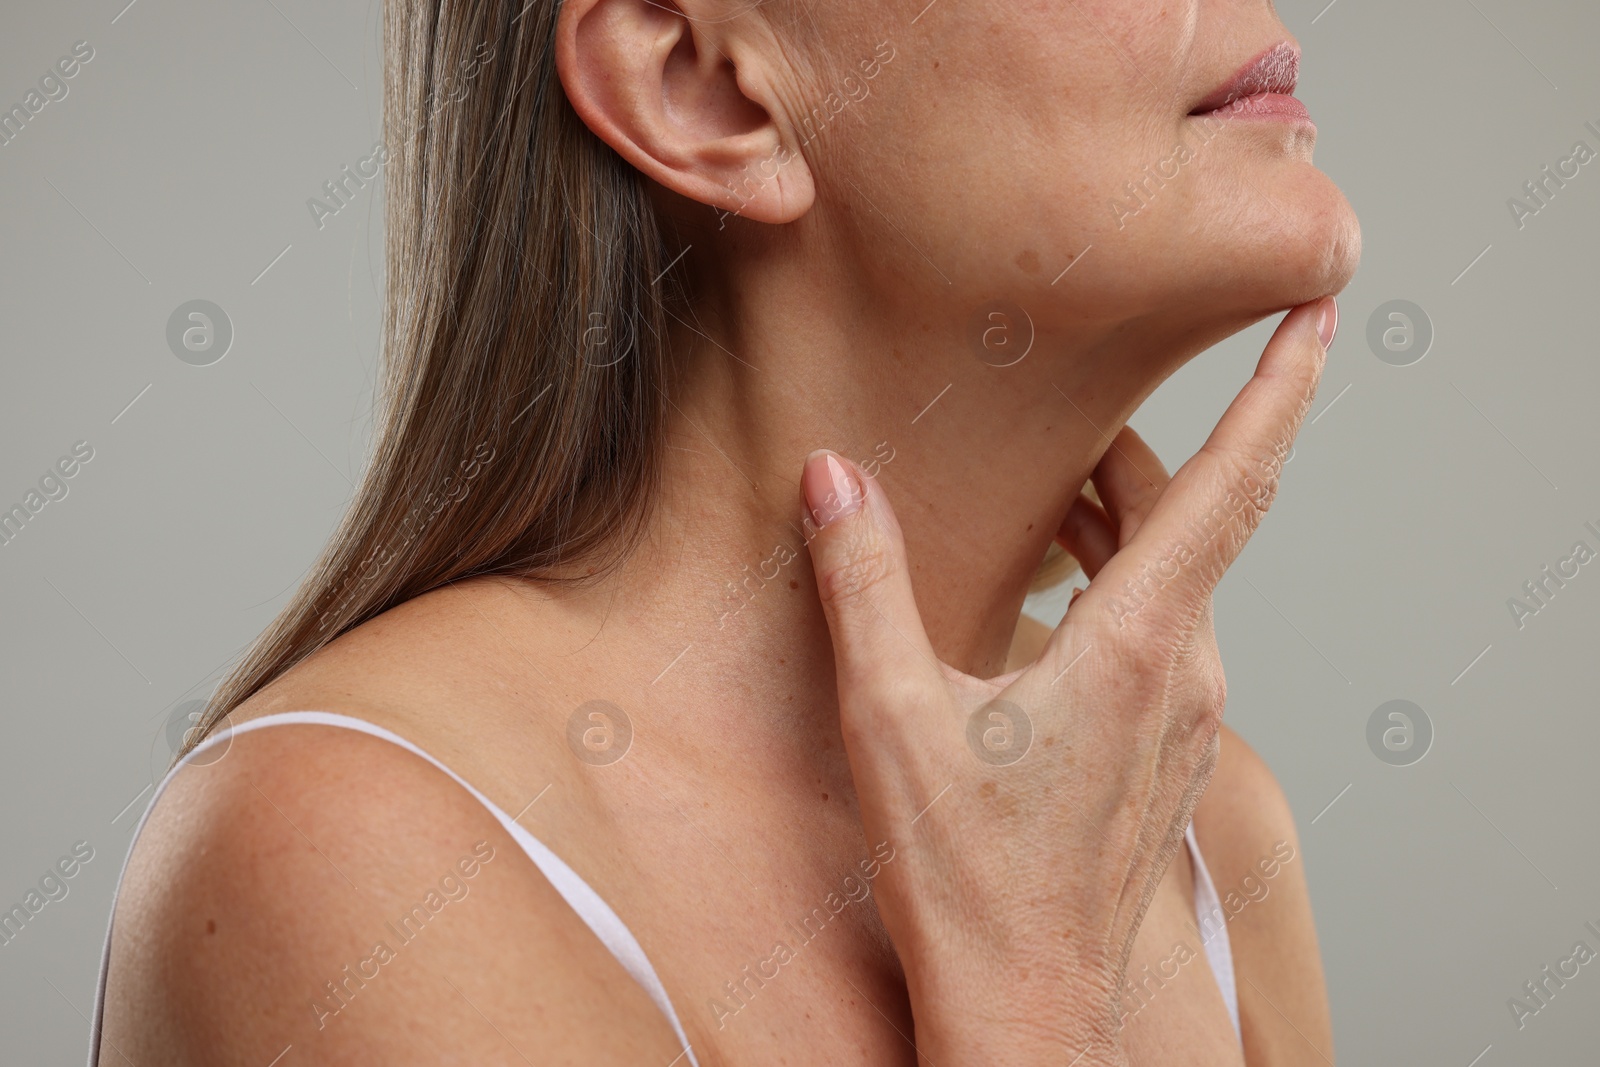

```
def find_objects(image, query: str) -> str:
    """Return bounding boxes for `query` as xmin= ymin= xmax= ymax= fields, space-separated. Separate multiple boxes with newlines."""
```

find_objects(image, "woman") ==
xmin=92 ymin=0 xmax=1357 ymax=1063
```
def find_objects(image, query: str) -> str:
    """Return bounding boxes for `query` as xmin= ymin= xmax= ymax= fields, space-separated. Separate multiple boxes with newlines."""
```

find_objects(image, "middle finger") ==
xmin=1090 ymin=426 xmax=1171 ymax=547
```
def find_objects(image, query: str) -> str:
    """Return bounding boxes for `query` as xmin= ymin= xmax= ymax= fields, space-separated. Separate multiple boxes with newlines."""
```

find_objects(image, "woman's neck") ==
xmin=581 ymin=253 xmax=1210 ymax=757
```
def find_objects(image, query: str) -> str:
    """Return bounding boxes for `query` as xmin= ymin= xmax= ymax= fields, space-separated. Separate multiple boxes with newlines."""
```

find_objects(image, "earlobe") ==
xmin=555 ymin=0 xmax=814 ymax=224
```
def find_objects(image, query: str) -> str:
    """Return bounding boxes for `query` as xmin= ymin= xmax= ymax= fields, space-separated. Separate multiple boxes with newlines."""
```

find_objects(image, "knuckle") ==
xmin=1113 ymin=621 xmax=1226 ymax=732
xmin=816 ymin=527 xmax=896 ymax=610
xmin=1099 ymin=620 xmax=1184 ymax=699
xmin=1193 ymin=664 xmax=1228 ymax=734
xmin=1196 ymin=440 xmax=1286 ymax=530
xmin=1296 ymin=359 xmax=1323 ymax=422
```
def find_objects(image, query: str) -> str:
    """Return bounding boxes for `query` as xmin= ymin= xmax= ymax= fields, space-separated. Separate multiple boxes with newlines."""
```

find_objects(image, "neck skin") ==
xmin=535 ymin=206 xmax=1233 ymax=778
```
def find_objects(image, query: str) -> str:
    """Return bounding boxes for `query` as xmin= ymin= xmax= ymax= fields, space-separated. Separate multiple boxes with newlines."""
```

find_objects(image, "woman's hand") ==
xmin=800 ymin=297 xmax=1335 ymax=1065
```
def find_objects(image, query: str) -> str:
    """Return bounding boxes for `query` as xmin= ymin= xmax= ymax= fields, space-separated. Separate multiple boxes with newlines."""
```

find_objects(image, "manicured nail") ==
xmin=1315 ymin=296 xmax=1339 ymax=350
xmin=802 ymin=451 xmax=863 ymax=528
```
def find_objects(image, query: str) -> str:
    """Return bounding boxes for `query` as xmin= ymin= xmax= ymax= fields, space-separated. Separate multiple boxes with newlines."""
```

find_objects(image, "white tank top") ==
xmin=87 ymin=710 xmax=1240 ymax=1064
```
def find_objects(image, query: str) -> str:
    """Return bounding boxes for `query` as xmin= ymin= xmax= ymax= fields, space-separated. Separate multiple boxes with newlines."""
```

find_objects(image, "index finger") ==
xmin=1081 ymin=297 xmax=1334 ymax=630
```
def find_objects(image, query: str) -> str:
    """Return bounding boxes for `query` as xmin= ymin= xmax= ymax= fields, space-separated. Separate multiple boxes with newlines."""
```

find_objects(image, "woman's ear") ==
xmin=556 ymin=0 xmax=815 ymax=225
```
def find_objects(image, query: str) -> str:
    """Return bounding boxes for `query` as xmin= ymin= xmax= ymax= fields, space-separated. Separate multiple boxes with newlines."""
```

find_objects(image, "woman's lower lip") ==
xmin=1191 ymin=93 xmax=1312 ymax=124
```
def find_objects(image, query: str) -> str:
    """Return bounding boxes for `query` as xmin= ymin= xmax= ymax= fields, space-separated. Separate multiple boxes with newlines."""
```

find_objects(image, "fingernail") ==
xmin=1315 ymin=296 xmax=1339 ymax=350
xmin=802 ymin=451 xmax=864 ymax=528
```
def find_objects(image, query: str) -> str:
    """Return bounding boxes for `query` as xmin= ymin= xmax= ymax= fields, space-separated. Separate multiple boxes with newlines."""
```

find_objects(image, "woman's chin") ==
xmin=1192 ymin=177 xmax=1362 ymax=318
xmin=1261 ymin=167 xmax=1362 ymax=299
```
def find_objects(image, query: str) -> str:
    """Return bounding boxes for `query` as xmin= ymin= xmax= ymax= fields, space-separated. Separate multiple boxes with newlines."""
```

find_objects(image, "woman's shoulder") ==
xmin=218 ymin=578 xmax=605 ymax=784
xmin=224 ymin=578 xmax=532 ymax=733
xmin=1192 ymin=725 xmax=1299 ymax=863
xmin=100 ymin=720 xmax=686 ymax=1063
xmin=1193 ymin=726 xmax=1334 ymax=1060
xmin=98 ymin=586 xmax=686 ymax=1064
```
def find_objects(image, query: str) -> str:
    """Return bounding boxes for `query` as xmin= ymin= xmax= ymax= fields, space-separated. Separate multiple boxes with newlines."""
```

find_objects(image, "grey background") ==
xmin=2 ymin=0 xmax=1596 ymax=1062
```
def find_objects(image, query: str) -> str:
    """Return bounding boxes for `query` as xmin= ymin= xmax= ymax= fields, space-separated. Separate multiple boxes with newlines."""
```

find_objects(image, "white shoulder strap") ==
xmin=1186 ymin=820 xmax=1242 ymax=1040
xmin=89 ymin=710 xmax=698 ymax=1067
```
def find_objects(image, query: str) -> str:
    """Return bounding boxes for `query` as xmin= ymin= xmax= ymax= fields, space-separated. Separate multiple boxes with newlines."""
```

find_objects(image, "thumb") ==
xmin=800 ymin=450 xmax=944 ymax=711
